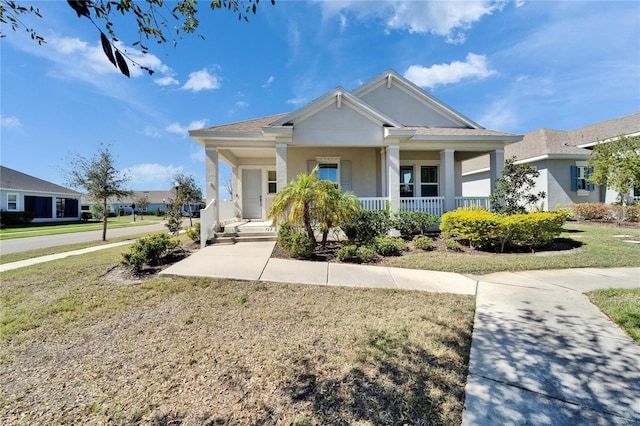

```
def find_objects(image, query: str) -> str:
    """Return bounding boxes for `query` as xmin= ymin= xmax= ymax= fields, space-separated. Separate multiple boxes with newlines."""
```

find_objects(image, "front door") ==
xmin=242 ymin=169 xmax=262 ymax=219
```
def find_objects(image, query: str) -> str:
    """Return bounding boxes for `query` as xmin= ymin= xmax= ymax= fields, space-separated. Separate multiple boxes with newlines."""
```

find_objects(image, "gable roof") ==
xmin=0 ymin=165 xmax=80 ymax=196
xmin=351 ymin=69 xmax=483 ymax=129
xmin=270 ymin=87 xmax=403 ymax=127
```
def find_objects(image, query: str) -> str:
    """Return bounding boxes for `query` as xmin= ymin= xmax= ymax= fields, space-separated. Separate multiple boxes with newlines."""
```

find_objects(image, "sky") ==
xmin=1 ymin=0 xmax=639 ymax=196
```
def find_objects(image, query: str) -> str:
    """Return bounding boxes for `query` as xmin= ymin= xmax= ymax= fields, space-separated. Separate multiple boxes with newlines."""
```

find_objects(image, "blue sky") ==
xmin=1 ymin=0 xmax=639 ymax=195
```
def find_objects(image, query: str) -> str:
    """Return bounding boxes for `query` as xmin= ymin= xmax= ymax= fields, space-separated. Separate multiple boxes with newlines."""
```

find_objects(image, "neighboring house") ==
xmin=0 ymin=165 xmax=81 ymax=222
xmin=81 ymin=190 xmax=203 ymax=216
xmin=462 ymin=113 xmax=640 ymax=210
xmin=189 ymin=69 xmax=522 ymax=243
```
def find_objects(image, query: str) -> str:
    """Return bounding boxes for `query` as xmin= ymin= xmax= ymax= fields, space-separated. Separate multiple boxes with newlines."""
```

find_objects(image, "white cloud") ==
xmin=125 ymin=163 xmax=184 ymax=189
xmin=165 ymin=119 xmax=208 ymax=137
xmin=182 ymin=69 xmax=221 ymax=92
xmin=1 ymin=115 xmax=22 ymax=128
xmin=229 ymin=101 xmax=249 ymax=115
xmin=315 ymin=0 xmax=505 ymax=43
xmin=154 ymin=75 xmax=179 ymax=86
xmin=262 ymin=75 xmax=275 ymax=88
xmin=287 ymin=97 xmax=308 ymax=106
xmin=404 ymin=53 xmax=496 ymax=89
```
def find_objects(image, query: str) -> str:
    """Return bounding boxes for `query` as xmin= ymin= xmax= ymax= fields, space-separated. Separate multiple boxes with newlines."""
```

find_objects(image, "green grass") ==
xmin=0 ymin=217 xmax=161 ymax=240
xmin=381 ymin=223 xmax=640 ymax=274
xmin=588 ymin=288 xmax=640 ymax=343
xmin=0 ymin=246 xmax=474 ymax=425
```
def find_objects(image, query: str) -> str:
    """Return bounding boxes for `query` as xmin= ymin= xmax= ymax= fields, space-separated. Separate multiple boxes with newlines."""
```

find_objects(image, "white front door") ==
xmin=242 ymin=169 xmax=262 ymax=219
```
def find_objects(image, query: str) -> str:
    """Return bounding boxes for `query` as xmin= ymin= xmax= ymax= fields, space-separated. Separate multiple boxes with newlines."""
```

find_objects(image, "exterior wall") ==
xmin=462 ymin=171 xmax=491 ymax=197
xmin=286 ymin=147 xmax=380 ymax=197
xmin=546 ymin=160 xmax=600 ymax=208
xmin=359 ymin=85 xmax=462 ymax=127
xmin=293 ymin=104 xmax=384 ymax=146
xmin=0 ymin=190 xmax=81 ymax=222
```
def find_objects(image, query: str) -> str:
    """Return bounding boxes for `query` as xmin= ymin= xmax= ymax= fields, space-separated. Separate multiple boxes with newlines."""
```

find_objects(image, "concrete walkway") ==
xmin=3 ymin=239 xmax=639 ymax=424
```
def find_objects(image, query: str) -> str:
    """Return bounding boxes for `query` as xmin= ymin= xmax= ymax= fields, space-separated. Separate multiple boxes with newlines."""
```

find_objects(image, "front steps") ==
xmin=209 ymin=220 xmax=277 ymax=245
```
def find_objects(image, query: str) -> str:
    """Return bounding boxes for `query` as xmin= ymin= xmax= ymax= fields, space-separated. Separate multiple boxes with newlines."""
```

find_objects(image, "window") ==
xmin=420 ymin=166 xmax=439 ymax=196
xmin=400 ymin=165 xmax=414 ymax=197
xmin=318 ymin=163 xmax=339 ymax=182
xmin=571 ymin=164 xmax=594 ymax=192
xmin=7 ymin=193 xmax=17 ymax=210
xmin=267 ymin=170 xmax=277 ymax=194
xmin=25 ymin=196 xmax=52 ymax=218
xmin=56 ymin=197 xmax=79 ymax=218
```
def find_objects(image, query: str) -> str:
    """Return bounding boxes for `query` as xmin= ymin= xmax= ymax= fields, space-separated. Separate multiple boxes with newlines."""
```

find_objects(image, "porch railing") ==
xmin=359 ymin=197 xmax=388 ymax=211
xmin=400 ymin=197 xmax=444 ymax=216
xmin=455 ymin=196 xmax=491 ymax=210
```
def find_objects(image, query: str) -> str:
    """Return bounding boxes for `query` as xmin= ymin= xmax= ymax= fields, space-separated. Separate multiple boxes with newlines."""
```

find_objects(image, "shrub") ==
xmin=341 ymin=209 xmax=391 ymax=243
xmin=121 ymin=233 xmax=179 ymax=273
xmin=278 ymin=222 xmax=315 ymax=258
xmin=412 ymin=235 xmax=433 ymax=251
xmin=0 ymin=211 xmax=34 ymax=226
xmin=81 ymin=211 xmax=92 ymax=221
xmin=392 ymin=211 xmax=438 ymax=239
xmin=440 ymin=208 xmax=500 ymax=249
xmin=571 ymin=203 xmax=608 ymax=221
xmin=186 ymin=222 xmax=201 ymax=242
xmin=444 ymin=239 xmax=462 ymax=252
xmin=165 ymin=208 xmax=183 ymax=235
xmin=337 ymin=244 xmax=377 ymax=263
xmin=371 ymin=235 xmax=407 ymax=256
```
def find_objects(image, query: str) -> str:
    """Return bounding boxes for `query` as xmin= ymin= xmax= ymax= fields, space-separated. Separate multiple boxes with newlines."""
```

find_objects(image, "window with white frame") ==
xmin=571 ymin=163 xmax=594 ymax=192
xmin=7 ymin=193 xmax=18 ymax=210
xmin=420 ymin=166 xmax=438 ymax=196
xmin=400 ymin=165 xmax=414 ymax=197
xmin=314 ymin=157 xmax=341 ymax=184
xmin=267 ymin=170 xmax=277 ymax=194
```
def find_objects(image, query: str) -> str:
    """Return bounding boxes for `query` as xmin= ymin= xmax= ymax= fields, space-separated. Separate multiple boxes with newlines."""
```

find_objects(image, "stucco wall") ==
xmin=359 ymin=85 xmax=462 ymax=127
xmin=462 ymin=171 xmax=491 ymax=197
xmin=287 ymin=147 xmax=380 ymax=197
xmin=545 ymin=160 xmax=601 ymax=208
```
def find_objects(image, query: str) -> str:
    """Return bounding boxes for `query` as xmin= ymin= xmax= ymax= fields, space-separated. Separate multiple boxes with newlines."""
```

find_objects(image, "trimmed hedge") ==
xmin=440 ymin=208 xmax=565 ymax=252
xmin=392 ymin=211 xmax=438 ymax=239
xmin=371 ymin=235 xmax=407 ymax=256
xmin=0 ymin=211 xmax=34 ymax=226
xmin=341 ymin=209 xmax=391 ymax=243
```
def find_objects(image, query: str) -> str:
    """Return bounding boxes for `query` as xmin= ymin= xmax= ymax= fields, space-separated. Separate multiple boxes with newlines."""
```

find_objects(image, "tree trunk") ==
xmin=303 ymin=202 xmax=315 ymax=244
xmin=102 ymin=198 xmax=108 ymax=241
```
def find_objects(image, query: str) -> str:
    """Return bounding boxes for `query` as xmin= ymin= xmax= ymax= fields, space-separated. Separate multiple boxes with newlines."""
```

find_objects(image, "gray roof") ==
xmin=0 ymin=165 xmax=80 ymax=196
xmin=463 ymin=112 xmax=640 ymax=173
xmin=194 ymin=113 xmax=288 ymax=135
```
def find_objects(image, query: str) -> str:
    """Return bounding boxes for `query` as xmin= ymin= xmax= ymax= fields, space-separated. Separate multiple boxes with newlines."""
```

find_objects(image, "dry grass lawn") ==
xmin=1 ymin=246 xmax=474 ymax=425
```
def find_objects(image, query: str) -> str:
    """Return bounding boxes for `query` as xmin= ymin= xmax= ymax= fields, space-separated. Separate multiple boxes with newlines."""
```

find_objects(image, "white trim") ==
xmin=576 ymin=131 xmax=640 ymax=148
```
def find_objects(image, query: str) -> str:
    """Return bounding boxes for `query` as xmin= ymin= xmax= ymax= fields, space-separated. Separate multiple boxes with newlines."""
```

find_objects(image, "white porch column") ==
xmin=276 ymin=142 xmax=288 ymax=192
xmin=490 ymin=148 xmax=505 ymax=195
xmin=380 ymin=147 xmax=387 ymax=197
xmin=386 ymin=142 xmax=400 ymax=212
xmin=205 ymin=146 xmax=219 ymax=223
xmin=440 ymin=148 xmax=456 ymax=212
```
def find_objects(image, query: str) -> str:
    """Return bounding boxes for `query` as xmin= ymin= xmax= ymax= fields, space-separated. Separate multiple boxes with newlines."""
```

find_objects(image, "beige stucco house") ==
xmin=190 ymin=70 xmax=522 ymax=244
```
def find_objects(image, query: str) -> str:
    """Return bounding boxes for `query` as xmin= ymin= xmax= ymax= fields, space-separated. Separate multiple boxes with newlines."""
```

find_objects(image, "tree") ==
xmin=312 ymin=180 xmax=360 ymax=248
xmin=66 ymin=144 xmax=131 ymax=241
xmin=489 ymin=157 xmax=546 ymax=215
xmin=1 ymin=0 xmax=275 ymax=77
xmin=135 ymin=194 xmax=150 ymax=220
xmin=587 ymin=135 xmax=640 ymax=205
xmin=173 ymin=173 xmax=203 ymax=226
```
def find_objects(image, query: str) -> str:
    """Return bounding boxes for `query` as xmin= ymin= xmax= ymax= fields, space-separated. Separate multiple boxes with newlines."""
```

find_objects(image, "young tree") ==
xmin=587 ymin=135 xmax=640 ymax=205
xmin=135 ymin=194 xmax=150 ymax=220
xmin=489 ymin=157 xmax=546 ymax=215
xmin=173 ymin=173 xmax=203 ymax=226
xmin=1 ymin=0 xmax=275 ymax=77
xmin=66 ymin=144 xmax=131 ymax=241
xmin=312 ymin=180 xmax=360 ymax=248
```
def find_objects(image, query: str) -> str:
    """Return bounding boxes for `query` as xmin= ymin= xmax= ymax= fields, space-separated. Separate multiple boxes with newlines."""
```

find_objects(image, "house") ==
xmin=0 ymin=165 xmax=81 ymax=222
xmin=189 ymin=69 xmax=522 ymax=244
xmin=81 ymin=190 xmax=203 ymax=217
xmin=462 ymin=113 xmax=640 ymax=210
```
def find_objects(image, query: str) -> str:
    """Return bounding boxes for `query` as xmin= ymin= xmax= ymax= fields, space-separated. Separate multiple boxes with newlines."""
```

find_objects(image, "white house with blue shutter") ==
xmin=462 ymin=113 xmax=640 ymax=210
xmin=189 ymin=70 xmax=522 ymax=244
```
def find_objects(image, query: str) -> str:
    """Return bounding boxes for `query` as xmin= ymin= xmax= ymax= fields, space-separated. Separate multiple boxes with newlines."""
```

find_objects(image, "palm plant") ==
xmin=313 ymin=180 xmax=361 ymax=248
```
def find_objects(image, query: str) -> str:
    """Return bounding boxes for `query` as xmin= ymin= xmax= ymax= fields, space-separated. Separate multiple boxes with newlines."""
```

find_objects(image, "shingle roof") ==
xmin=462 ymin=112 xmax=640 ymax=173
xmin=405 ymin=127 xmax=520 ymax=138
xmin=0 ymin=166 xmax=80 ymax=195
xmin=192 ymin=113 xmax=288 ymax=135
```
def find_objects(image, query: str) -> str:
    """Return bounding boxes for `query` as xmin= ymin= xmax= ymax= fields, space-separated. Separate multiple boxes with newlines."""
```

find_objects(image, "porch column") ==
xmin=380 ymin=147 xmax=387 ymax=197
xmin=276 ymin=142 xmax=288 ymax=191
xmin=386 ymin=142 xmax=400 ymax=211
xmin=490 ymin=148 xmax=505 ymax=195
xmin=200 ymin=146 xmax=220 ymax=247
xmin=440 ymin=148 xmax=455 ymax=212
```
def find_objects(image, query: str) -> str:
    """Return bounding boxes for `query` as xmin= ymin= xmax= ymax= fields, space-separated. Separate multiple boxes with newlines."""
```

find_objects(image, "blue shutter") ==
xmin=570 ymin=165 xmax=578 ymax=191
xmin=340 ymin=160 xmax=351 ymax=191
xmin=586 ymin=167 xmax=595 ymax=191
